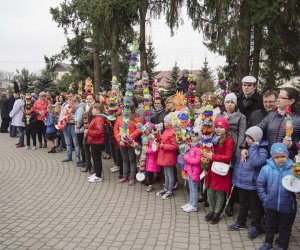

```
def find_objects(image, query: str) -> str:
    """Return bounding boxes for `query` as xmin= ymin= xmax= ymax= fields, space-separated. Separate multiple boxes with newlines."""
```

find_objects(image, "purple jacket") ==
xmin=184 ymin=145 xmax=202 ymax=183
xmin=146 ymin=139 xmax=160 ymax=173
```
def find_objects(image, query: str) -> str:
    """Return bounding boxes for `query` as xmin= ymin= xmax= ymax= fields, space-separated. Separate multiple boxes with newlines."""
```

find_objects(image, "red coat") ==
xmin=205 ymin=135 xmax=234 ymax=192
xmin=113 ymin=115 xmax=142 ymax=146
xmin=87 ymin=116 xmax=105 ymax=144
xmin=157 ymin=127 xmax=178 ymax=167
xmin=33 ymin=99 xmax=50 ymax=121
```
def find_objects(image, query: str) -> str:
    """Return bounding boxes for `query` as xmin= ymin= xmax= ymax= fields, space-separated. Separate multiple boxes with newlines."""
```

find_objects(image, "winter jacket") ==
xmin=9 ymin=98 xmax=25 ymax=127
xmin=237 ymin=91 xmax=263 ymax=122
xmin=157 ymin=126 xmax=178 ymax=167
xmin=74 ymin=102 xmax=85 ymax=133
xmin=205 ymin=135 xmax=235 ymax=192
xmin=216 ymin=111 xmax=246 ymax=157
xmin=184 ymin=145 xmax=202 ymax=183
xmin=113 ymin=115 xmax=142 ymax=146
xmin=0 ymin=97 xmax=10 ymax=118
xmin=33 ymin=99 xmax=50 ymax=121
xmin=248 ymin=108 xmax=269 ymax=128
xmin=151 ymin=109 xmax=168 ymax=125
xmin=146 ymin=138 xmax=160 ymax=173
xmin=233 ymin=141 xmax=268 ymax=190
xmin=45 ymin=113 xmax=57 ymax=134
xmin=87 ymin=115 xmax=105 ymax=144
xmin=258 ymin=111 xmax=300 ymax=159
xmin=256 ymin=158 xmax=297 ymax=214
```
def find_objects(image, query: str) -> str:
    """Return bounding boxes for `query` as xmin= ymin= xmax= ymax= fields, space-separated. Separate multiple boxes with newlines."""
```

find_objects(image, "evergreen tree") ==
xmin=15 ymin=68 xmax=36 ymax=94
xmin=199 ymin=57 xmax=213 ymax=80
xmin=34 ymin=70 xmax=57 ymax=94
xmin=146 ymin=36 xmax=159 ymax=82
xmin=166 ymin=62 xmax=180 ymax=95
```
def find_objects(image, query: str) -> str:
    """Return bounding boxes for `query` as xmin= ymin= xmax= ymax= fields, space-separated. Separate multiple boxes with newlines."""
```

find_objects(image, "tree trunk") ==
xmin=93 ymin=46 xmax=101 ymax=93
xmin=252 ymin=25 xmax=262 ymax=81
xmin=110 ymin=21 xmax=121 ymax=80
xmin=236 ymin=0 xmax=252 ymax=82
xmin=139 ymin=0 xmax=148 ymax=71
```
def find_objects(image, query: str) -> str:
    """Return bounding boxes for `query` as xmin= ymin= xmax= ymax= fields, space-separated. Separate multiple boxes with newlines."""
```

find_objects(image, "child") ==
xmin=156 ymin=113 xmax=178 ymax=199
xmin=181 ymin=126 xmax=202 ymax=212
xmin=203 ymin=117 xmax=234 ymax=224
xmin=229 ymin=126 xmax=268 ymax=239
xmin=257 ymin=143 xmax=297 ymax=250
xmin=86 ymin=103 xmax=105 ymax=183
xmin=45 ymin=105 xmax=58 ymax=153
xmin=23 ymin=93 xmax=37 ymax=150
xmin=145 ymin=123 xmax=161 ymax=192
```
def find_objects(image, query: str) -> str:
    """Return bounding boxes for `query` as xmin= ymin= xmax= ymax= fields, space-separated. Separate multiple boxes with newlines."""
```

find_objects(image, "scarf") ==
xmin=150 ymin=107 xmax=164 ymax=118
xmin=212 ymin=135 xmax=221 ymax=145
xmin=223 ymin=111 xmax=235 ymax=120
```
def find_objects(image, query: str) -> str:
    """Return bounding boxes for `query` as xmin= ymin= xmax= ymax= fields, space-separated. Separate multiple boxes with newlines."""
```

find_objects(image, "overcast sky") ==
xmin=0 ymin=0 xmax=225 ymax=75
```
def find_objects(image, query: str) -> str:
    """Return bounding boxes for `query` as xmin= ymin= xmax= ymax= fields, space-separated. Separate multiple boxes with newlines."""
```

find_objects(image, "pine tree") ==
xmin=146 ymin=36 xmax=159 ymax=82
xmin=199 ymin=57 xmax=213 ymax=80
xmin=34 ymin=70 xmax=56 ymax=94
xmin=15 ymin=68 xmax=36 ymax=94
xmin=166 ymin=62 xmax=180 ymax=95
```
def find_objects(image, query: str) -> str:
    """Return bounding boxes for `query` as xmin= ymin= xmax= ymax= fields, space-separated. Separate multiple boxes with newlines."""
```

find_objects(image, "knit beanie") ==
xmin=224 ymin=93 xmax=237 ymax=105
xmin=271 ymin=143 xmax=289 ymax=158
xmin=214 ymin=117 xmax=229 ymax=131
xmin=164 ymin=113 xmax=173 ymax=125
xmin=245 ymin=126 xmax=263 ymax=142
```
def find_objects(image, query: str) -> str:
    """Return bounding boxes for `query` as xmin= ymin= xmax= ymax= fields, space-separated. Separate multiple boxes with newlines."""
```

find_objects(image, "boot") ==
xmin=210 ymin=212 xmax=221 ymax=224
xmin=81 ymin=165 xmax=91 ymax=172
xmin=204 ymin=211 xmax=214 ymax=222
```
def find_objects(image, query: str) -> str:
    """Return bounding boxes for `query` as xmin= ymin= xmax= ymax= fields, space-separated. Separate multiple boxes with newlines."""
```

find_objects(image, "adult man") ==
xmin=248 ymin=90 xmax=278 ymax=128
xmin=0 ymin=92 xmax=10 ymax=133
xmin=60 ymin=90 xmax=80 ymax=163
xmin=237 ymin=76 xmax=263 ymax=122
xmin=9 ymin=83 xmax=25 ymax=148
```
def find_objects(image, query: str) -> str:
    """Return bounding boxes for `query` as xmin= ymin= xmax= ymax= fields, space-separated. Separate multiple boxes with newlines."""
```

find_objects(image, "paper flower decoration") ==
xmin=284 ymin=107 xmax=293 ymax=141
xmin=78 ymin=81 xmax=83 ymax=97
xmin=107 ymin=76 xmax=119 ymax=121
xmin=142 ymin=71 xmax=151 ymax=123
xmin=84 ymin=77 xmax=94 ymax=96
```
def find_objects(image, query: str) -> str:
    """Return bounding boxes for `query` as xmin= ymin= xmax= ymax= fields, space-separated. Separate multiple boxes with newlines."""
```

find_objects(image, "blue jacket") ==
xmin=233 ymin=141 xmax=268 ymax=190
xmin=256 ymin=157 xmax=297 ymax=214
xmin=74 ymin=102 xmax=85 ymax=133
xmin=45 ymin=113 xmax=56 ymax=134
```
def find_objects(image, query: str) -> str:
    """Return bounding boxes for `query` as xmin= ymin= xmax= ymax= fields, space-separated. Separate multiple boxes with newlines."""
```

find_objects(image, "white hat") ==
xmin=242 ymin=76 xmax=256 ymax=84
xmin=224 ymin=93 xmax=237 ymax=105
xmin=245 ymin=126 xmax=263 ymax=142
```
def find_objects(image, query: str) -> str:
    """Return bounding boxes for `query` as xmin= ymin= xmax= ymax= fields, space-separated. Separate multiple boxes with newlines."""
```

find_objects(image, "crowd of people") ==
xmin=0 ymin=75 xmax=299 ymax=250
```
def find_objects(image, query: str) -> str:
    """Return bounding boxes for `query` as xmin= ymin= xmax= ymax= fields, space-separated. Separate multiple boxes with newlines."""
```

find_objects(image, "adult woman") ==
xmin=257 ymin=87 xmax=300 ymax=159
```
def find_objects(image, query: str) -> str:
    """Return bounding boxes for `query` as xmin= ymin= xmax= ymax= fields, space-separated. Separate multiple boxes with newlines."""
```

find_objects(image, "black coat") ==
xmin=0 ymin=97 xmax=10 ymax=118
xmin=8 ymin=96 xmax=15 ymax=113
xmin=237 ymin=91 xmax=263 ymax=122
xmin=247 ymin=108 xmax=268 ymax=128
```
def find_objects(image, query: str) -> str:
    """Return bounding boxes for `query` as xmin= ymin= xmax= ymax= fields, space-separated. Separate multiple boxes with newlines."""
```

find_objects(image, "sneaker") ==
xmin=62 ymin=158 xmax=72 ymax=162
xmin=183 ymin=204 xmax=198 ymax=213
xmin=31 ymin=146 xmax=36 ymax=150
xmin=147 ymin=185 xmax=153 ymax=192
xmin=110 ymin=166 xmax=120 ymax=173
xmin=162 ymin=191 xmax=174 ymax=200
xmin=258 ymin=243 xmax=272 ymax=250
xmin=228 ymin=222 xmax=246 ymax=231
xmin=16 ymin=144 xmax=25 ymax=148
xmin=248 ymin=227 xmax=259 ymax=239
xmin=87 ymin=173 xmax=96 ymax=179
xmin=181 ymin=203 xmax=190 ymax=209
xmin=88 ymin=177 xmax=102 ymax=183
xmin=156 ymin=190 xmax=167 ymax=197
xmin=119 ymin=177 xmax=127 ymax=183
xmin=24 ymin=146 xmax=30 ymax=150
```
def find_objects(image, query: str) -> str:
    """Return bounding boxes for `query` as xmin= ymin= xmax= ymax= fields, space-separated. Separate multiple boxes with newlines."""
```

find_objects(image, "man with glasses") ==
xmin=237 ymin=76 xmax=263 ymax=122
xmin=248 ymin=90 xmax=278 ymax=128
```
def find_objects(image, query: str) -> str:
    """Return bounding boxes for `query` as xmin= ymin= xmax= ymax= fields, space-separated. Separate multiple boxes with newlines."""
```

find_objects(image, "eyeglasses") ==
xmin=278 ymin=96 xmax=290 ymax=100
xmin=263 ymin=100 xmax=276 ymax=104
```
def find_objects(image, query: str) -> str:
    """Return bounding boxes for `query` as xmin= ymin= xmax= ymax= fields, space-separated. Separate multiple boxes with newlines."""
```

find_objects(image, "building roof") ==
xmin=154 ymin=70 xmax=201 ymax=87
xmin=53 ymin=62 xmax=73 ymax=72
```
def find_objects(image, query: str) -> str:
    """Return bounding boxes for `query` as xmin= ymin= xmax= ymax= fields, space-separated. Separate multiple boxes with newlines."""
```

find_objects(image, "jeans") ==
xmin=164 ymin=166 xmax=175 ymax=192
xmin=17 ymin=126 xmax=25 ymax=145
xmin=10 ymin=124 xmax=17 ymax=137
xmin=237 ymin=187 xmax=264 ymax=229
xmin=91 ymin=144 xmax=104 ymax=178
xmin=188 ymin=176 xmax=199 ymax=207
xmin=120 ymin=146 xmax=136 ymax=178
xmin=265 ymin=208 xmax=296 ymax=250
xmin=63 ymin=124 xmax=80 ymax=160
xmin=76 ymin=133 xmax=85 ymax=163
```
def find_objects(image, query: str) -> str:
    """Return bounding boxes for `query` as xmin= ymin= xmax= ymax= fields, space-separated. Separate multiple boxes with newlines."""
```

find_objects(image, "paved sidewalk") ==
xmin=0 ymin=134 xmax=299 ymax=250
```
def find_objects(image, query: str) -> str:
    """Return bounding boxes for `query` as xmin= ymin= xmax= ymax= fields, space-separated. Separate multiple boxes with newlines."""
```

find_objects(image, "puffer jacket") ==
xmin=87 ymin=115 xmax=105 ymax=144
xmin=113 ymin=115 xmax=142 ymax=147
xmin=205 ymin=135 xmax=235 ymax=192
xmin=45 ymin=113 xmax=57 ymax=134
xmin=146 ymin=138 xmax=160 ymax=173
xmin=233 ymin=141 xmax=268 ymax=190
xmin=184 ymin=145 xmax=202 ymax=183
xmin=258 ymin=111 xmax=300 ymax=159
xmin=256 ymin=158 xmax=297 ymax=214
xmin=74 ymin=102 xmax=85 ymax=133
xmin=33 ymin=99 xmax=50 ymax=121
xmin=157 ymin=126 xmax=178 ymax=167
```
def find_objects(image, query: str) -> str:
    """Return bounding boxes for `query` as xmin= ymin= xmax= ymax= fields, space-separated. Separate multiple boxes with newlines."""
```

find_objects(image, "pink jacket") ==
xmin=146 ymin=139 xmax=160 ymax=173
xmin=157 ymin=127 xmax=178 ymax=167
xmin=184 ymin=145 xmax=202 ymax=183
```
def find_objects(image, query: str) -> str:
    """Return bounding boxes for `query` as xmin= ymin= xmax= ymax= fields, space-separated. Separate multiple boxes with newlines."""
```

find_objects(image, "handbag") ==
xmin=211 ymin=161 xmax=230 ymax=176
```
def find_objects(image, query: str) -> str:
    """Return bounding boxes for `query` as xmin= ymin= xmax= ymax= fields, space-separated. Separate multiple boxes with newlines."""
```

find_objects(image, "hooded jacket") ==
xmin=184 ymin=144 xmax=202 ymax=183
xmin=256 ymin=158 xmax=297 ymax=214
xmin=233 ymin=141 xmax=268 ymax=190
